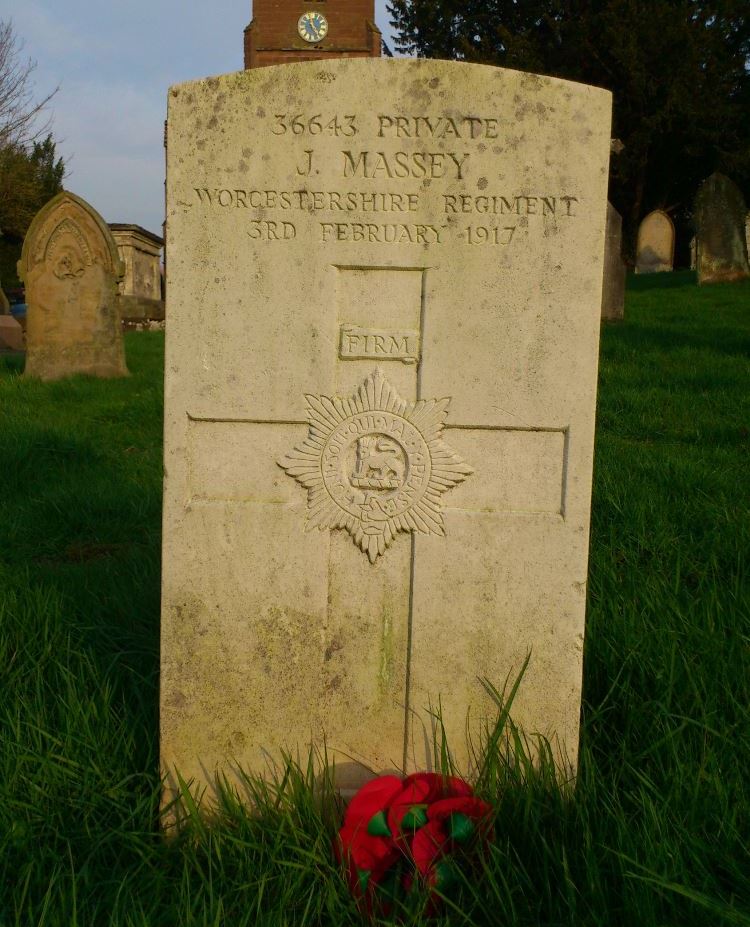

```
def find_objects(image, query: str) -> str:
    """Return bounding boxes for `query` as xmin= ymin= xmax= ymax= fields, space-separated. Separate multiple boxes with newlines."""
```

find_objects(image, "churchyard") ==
xmin=1 ymin=8 xmax=749 ymax=918
xmin=1 ymin=270 xmax=748 ymax=925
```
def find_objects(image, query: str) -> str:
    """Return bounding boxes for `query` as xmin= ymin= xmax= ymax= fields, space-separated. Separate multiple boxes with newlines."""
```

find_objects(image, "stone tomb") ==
xmin=161 ymin=59 xmax=612 ymax=805
xmin=601 ymin=202 xmax=626 ymax=321
xmin=635 ymin=209 xmax=675 ymax=274
xmin=19 ymin=192 xmax=128 ymax=381
xmin=694 ymin=173 xmax=750 ymax=285
xmin=109 ymin=223 xmax=165 ymax=322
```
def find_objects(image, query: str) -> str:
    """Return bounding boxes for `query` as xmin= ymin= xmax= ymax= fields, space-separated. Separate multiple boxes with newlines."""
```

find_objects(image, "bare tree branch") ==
xmin=0 ymin=19 xmax=59 ymax=149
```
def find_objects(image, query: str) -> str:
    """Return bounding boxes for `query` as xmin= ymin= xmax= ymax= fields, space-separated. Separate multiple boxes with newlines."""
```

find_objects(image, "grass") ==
xmin=1 ymin=272 xmax=749 ymax=925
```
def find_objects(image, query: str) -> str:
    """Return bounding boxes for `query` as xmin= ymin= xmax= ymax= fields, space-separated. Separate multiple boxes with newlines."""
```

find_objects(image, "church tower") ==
xmin=244 ymin=1 xmax=382 ymax=69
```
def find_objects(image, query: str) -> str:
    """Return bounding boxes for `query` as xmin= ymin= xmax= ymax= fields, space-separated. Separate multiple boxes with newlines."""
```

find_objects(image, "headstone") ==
xmin=18 ymin=192 xmax=128 ymax=381
xmin=0 ymin=316 xmax=24 ymax=351
xmin=601 ymin=203 xmax=626 ymax=320
xmin=694 ymin=173 xmax=750 ymax=284
xmin=161 ymin=59 xmax=611 ymax=808
xmin=109 ymin=223 xmax=165 ymax=322
xmin=635 ymin=210 xmax=675 ymax=273
xmin=0 ymin=281 xmax=9 ymax=314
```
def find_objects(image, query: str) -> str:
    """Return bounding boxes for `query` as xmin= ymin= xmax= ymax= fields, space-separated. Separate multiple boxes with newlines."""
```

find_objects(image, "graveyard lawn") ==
xmin=1 ymin=274 xmax=749 ymax=926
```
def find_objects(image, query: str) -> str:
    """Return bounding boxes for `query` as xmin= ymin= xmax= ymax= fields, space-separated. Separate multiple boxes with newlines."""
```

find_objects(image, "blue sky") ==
xmin=6 ymin=1 xmax=402 ymax=236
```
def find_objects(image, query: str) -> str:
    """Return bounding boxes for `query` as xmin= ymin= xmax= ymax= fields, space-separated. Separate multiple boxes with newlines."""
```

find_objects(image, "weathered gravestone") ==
xmin=694 ymin=173 xmax=750 ymax=285
xmin=161 ymin=59 xmax=612 ymax=806
xmin=0 ymin=316 xmax=24 ymax=352
xmin=19 ymin=191 xmax=128 ymax=381
xmin=635 ymin=209 xmax=674 ymax=273
xmin=601 ymin=202 xmax=626 ymax=320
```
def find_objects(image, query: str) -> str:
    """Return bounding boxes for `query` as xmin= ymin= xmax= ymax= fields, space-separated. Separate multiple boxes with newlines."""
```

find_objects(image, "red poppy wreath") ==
xmin=335 ymin=773 xmax=493 ymax=916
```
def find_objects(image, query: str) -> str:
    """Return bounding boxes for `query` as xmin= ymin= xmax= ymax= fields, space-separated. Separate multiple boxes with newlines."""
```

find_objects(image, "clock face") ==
xmin=298 ymin=11 xmax=329 ymax=43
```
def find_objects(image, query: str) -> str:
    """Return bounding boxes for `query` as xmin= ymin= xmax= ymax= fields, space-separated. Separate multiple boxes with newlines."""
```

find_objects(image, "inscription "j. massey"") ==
xmin=340 ymin=326 xmax=420 ymax=364
xmin=342 ymin=151 xmax=470 ymax=180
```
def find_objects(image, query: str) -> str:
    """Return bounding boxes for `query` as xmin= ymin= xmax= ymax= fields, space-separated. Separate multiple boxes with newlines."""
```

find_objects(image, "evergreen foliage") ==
xmin=387 ymin=1 xmax=750 ymax=258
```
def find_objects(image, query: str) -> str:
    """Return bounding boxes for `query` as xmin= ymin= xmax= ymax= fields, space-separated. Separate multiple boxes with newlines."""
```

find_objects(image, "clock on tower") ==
xmin=244 ymin=0 xmax=382 ymax=69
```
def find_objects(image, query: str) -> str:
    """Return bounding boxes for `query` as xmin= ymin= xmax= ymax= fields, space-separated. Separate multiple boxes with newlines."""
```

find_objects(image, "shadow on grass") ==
xmin=626 ymin=270 xmax=697 ymax=291
xmin=604 ymin=322 xmax=750 ymax=358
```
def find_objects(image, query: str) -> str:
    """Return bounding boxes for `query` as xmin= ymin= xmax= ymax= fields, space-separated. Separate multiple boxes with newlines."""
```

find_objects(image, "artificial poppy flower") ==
xmin=342 ymin=775 xmax=404 ymax=831
xmin=388 ymin=773 xmax=474 ymax=836
xmin=427 ymin=795 xmax=494 ymax=843
xmin=411 ymin=818 xmax=452 ymax=879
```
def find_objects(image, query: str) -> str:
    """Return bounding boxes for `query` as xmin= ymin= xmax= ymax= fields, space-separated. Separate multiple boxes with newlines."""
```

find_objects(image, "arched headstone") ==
xmin=160 ymin=58 xmax=612 ymax=807
xmin=18 ymin=191 xmax=128 ymax=380
xmin=694 ymin=173 xmax=750 ymax=285
xmin=635 ymin=210 xmax=675 ymax=274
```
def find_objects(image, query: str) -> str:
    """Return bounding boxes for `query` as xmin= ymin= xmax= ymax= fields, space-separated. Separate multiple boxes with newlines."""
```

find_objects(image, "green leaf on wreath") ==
xmin=434 ymin=859 xmax=460 ymax=891
xmin=448 ymin=812 xmax=475 ymax=843
xmin=367 ymin=810 xmax=392 ymax=837
xmin=400 ymin=805 xmax=428 ymax=831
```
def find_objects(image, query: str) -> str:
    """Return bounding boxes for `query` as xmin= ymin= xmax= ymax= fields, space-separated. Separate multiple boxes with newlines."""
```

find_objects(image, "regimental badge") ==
xmin=298 ymin=11 xmax=329 ymax=43
xmin=279 ymin=369 xmax=474 ymax=562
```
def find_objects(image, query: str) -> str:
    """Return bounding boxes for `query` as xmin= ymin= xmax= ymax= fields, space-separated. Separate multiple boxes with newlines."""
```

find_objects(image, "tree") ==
xmin=0 ymin=134 xmax=65 ymax=237
xmin=0 ymin=21 xmax=63 ymax=284
xmin=0 ymin=19 xmax=57 ymax=150
xmin=388 ymin=0 xmax=750 ymax=260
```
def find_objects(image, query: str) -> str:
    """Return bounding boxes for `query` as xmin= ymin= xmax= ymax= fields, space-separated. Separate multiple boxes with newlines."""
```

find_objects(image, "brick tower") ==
xmin=244 ymin=0 xmax=381 ymax=69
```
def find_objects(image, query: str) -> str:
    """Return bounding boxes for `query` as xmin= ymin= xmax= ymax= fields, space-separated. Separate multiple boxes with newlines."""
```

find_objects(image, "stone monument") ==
xmin=161 ymin=59 xmax=612 ymax=808
xmin=635 ymin=210 xmax=675 ymax=273
xmin=694 ymin=173 xmax=750 ymax=285
xmin=601 ymin=202 xmax=626 ymax=320
xmin=109 ymin=224 xmax=165 ymax=323
xmin=19 ymin=192 xmax=128 ymax=381
xmin=0 ymin=316 xmax=24 ymax=351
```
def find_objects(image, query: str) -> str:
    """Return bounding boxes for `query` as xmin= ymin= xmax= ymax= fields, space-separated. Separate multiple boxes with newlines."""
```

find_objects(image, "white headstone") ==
xmin=635 ymin=210 xmax=675 ymax=274
xmin=161 ymin=60 xmax=612 ymax=807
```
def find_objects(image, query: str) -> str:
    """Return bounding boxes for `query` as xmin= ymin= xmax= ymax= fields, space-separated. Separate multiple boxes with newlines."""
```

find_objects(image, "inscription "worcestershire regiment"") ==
xmin=193 ymin=188 xmax=579 ymax=217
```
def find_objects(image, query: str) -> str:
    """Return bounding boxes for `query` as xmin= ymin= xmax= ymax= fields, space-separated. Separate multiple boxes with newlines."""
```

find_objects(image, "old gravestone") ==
xmin=0 ymin=316 xmax=24 ymax=352
xmin=601 ymin=202 xmax=626 ymax=320
xmin=19 ymin=191 xmax=128 ymax=381
xmin=694 ymin=173 xmax=750 ymax=285
xmin=0 ymin=280 xmax=9 ymax=314
xmin=161 ymin=59 xmax=611 ymax=806
xmin=635 ymin=209 xmax=675 ymax=274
